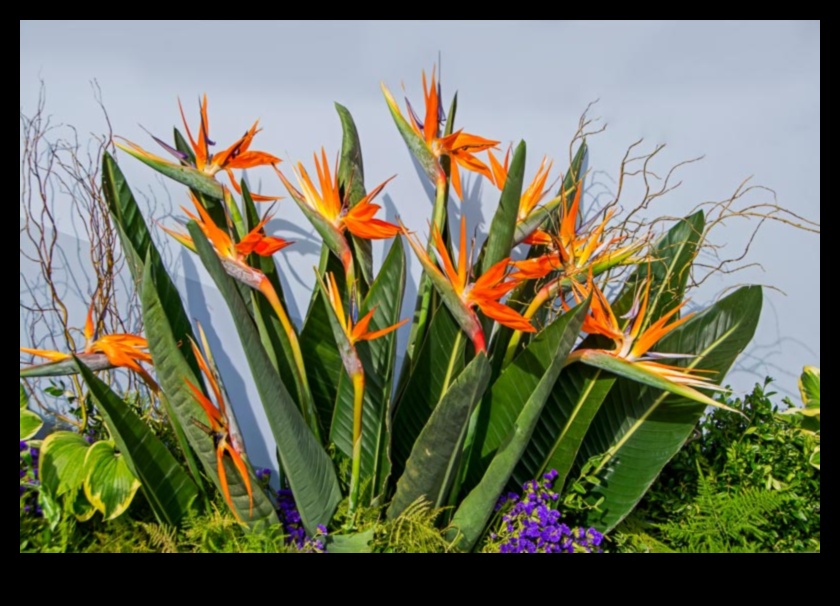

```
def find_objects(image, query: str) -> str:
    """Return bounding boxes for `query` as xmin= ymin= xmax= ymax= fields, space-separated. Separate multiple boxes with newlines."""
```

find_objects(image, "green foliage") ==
xmin=616 ymin=380 xmax=821 ymax=552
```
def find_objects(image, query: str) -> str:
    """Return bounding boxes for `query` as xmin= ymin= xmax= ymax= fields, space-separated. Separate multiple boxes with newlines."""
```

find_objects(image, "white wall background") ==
xmin=21 ymin=21 xmax=820 ymax=471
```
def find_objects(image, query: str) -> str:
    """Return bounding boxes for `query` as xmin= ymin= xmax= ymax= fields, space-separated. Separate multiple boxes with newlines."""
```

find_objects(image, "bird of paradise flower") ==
xmin=116 ymin=94 xmax=280 ymax=201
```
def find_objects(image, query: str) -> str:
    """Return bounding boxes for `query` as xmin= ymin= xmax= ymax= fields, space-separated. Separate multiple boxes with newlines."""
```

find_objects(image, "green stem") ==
xmin=349 ymin=371 xmax=365 ymax=515
xmin=259 ymin=280 xmax=321 ymax=442
xmin=410 ymin=176 xmax=449 ymax=355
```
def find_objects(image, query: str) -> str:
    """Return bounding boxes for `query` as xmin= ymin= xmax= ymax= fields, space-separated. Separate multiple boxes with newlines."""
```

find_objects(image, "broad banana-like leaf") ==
xmin=140 ymin=258 xmax=276 ymax=527
xmin=613 ymin=210 xmax=705 ymax=321
xmin=514 ymin=364 xmax=615 ymax=493
xmin=388 ymin=353 xmax=491 ymax=518
xmin=448 ymin=301 xmax=589 ymax=550
xmin=336 ymin=103 xmax=374 ymax=291
xmin=189 ymin=223 xmax=341 ymax=534
xmin=83 ymin=441 xmax=141 ymax=521
xmin=479 ymin=141 xmax=525 ymax=276
xmin=300 ymin=252 xmax=347 ymax=435
xmin=239 ymin=180 xmax=303 ymax=410
xmin=75 ymin=357 xmax=198 ymax=526
xmin=465 ymin=301 xmax=591 ymax=491
xmin=102 ymin=151 xmax=202 ymax=382
xmin=579 ymin=285 xmax=763 ymax=532
xmin=391 ymin=306 xmax=465 ymax=478
xmin=330 ymin=238 xmax=406 ymax=495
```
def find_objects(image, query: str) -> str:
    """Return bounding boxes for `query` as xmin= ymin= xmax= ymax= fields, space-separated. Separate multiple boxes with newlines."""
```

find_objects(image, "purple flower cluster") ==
xmin=19 ymin=440 xmax=42 ymax=517
xmin=272 ymin=479 xmax=327 ymax=552
xmin=490 ymin=470 xmax=604 ymax=554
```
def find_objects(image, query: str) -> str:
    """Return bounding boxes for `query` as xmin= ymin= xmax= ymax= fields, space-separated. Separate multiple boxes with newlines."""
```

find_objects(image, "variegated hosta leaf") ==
xmin=83 ymin=441 xmax=142 ymax=521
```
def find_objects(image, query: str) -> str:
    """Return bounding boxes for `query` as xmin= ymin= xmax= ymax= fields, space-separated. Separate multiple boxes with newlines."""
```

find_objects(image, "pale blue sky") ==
xmin=21 ymin=21 xmax=820 ymax=463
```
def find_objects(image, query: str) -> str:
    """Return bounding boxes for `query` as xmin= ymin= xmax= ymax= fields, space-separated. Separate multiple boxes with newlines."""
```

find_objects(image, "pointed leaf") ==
xmin=480 ymin=140 xmax=525 ymax=275
xmin=20 ymin=384 xmax=28 ymax=409
xmin=74 ymin=357 xmax=198 ymax=526
xmin=613 ymin=210 xmax=705 ymax=322
xmin=448 ymin=301 xmax=589 ymax=550
xmin=336 ymin=103 xmax=374 ymax=290
xmin=514 ymin=364 xmax=615 ymax=493
xmin=392 ymin=305 xmax=465 ymax=478
xmin=330 ymin=238 xmax=406 ymax=494
xmin=102 ymin=152 xmax=202 ymax=381
xmin=382 ymin=84 xmax=441 ymax=183
xmin=301 ymin=252 xmax=347 ymax=434
xmin=189 ymin=223 xmax=341 ymax=534
xmin=141 ymin=258 xmax=276 ymax=526
xmin=389 ymin=353 xmax=491 ymax=518
xmin=579 ymin=285 xmax=763 ymax=532
xmin=466 ymin=301 xmax=591 ymax=490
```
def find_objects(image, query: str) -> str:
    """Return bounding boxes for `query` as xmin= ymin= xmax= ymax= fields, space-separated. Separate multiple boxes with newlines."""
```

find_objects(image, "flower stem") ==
xmin=259 ymin=280 xmax=321 ymax=442
xmin=349 ymin=371 xmax=365 ymax=515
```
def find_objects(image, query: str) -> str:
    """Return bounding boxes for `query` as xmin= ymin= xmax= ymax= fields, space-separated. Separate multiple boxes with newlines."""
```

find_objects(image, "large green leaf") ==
xmin=20 ymin=410 xmax=42 ymax=441
xmin=39 ymin=432 xmax=95 ymax=522
xmin=75 ymin=357 xmax=198 ymax=526
xmin=465 ymin=301 xmax=591 ymax=490
xmin=102 ymin=151 xmax=201 ymax=382
xmin=20 ymin=383 xmax=28 ymax=409
xmin=300 ymin=253 xmax=346 ymax=435
xmin=388 ymin=353 xmax=491 ymax=518
xmin=391 ymin=305 xmax=465 ymax=478
xmin=189 ymin=223 xmax=341 ymax=534
xmin=448 ymin=301 xmax=589 ymax=550
xmin=83 ymin=441 xmax=141 ymax=521
xmin=330 ymin=238 xmax=406 ymax=496
xmin=239 ymin=181 xmax=303 ymax=414
xmin=613 ymin=210 xmax=705 ymax=322
xmin=579 ymin=285 xmax=763 ymax=532
xmin=336 ymin=103 xmax=374 ymax=291
xmin=514 ymin=364 xmax=615 ymax=493
xmin=140 ymin=259 xmax=276 ymax=527
xmin=382 ymin=83 xmax=440 ymax=184
xmin=480 ymin=140 xmax=525 ymax=276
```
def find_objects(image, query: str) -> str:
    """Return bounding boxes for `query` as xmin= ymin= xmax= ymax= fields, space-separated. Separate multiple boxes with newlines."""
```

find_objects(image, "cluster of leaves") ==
xmin=615 ymin=379 xmax=821 ymax=552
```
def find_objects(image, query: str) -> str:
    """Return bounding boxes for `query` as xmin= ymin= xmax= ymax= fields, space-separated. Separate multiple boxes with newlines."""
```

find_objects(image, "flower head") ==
xmin=489 ymin=147 xmax=555 ymax=223
xmin=161 ymin=193 xmax=290 ymax=292
xmin=382 ymin=67 xmax=499 ymax=199
xmin=401 ymin=214 xmax=535 ymax=352
xmin=116 ymin=94 xmax=281 ymax=200
xmin=511 ymin=181 xmax=637 ymax=280
xmin=20 ymin=303 xmax=156 ymax=389
xmin=277 ymin=148 xmax=400 ymax=241
xmin=324 ymin=272 xmax=408 ymax=349
xmin=566 ymin=274 xmax=733 ymax=407
xmin=186 ymin=333 xmax=253 ymax=522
